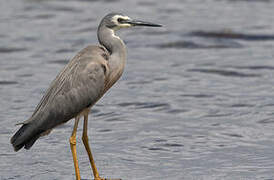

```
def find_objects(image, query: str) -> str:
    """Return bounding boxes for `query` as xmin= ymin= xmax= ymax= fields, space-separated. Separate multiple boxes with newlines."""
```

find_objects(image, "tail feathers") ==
xmin=25 ymin=135 xmax=39 ymax=150
xmin=10 ymin=124 xmax=40 ymax=152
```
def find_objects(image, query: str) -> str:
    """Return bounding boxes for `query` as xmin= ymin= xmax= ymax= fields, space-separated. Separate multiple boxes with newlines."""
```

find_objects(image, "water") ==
xmin=1 ymin=0 xmax=274 ymax=179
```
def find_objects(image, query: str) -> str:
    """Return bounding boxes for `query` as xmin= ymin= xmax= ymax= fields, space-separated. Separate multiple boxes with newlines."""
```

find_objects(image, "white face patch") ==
xmin=111 ymin=15 xmax=132 ymax=29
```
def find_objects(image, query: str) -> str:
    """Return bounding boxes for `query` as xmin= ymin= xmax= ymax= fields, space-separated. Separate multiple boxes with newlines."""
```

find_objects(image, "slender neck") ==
xmin=97 ymin=25 xmax=126 ymax=58
xmin=97 ymin=25 xmax=127 ymax=90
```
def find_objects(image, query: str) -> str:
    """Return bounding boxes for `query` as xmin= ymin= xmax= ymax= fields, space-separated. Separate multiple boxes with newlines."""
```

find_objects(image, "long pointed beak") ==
xmin=125 ymin=19 xmax=162 ymax=27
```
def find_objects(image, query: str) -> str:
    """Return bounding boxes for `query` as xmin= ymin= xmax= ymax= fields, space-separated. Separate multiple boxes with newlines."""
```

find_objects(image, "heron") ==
xmin=10 ymin=13 xmax=161 ymax=180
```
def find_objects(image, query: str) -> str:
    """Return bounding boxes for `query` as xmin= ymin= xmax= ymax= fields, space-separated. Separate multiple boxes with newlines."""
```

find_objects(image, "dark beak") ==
xmin=123 ymin=19 xmax=162 ymax=27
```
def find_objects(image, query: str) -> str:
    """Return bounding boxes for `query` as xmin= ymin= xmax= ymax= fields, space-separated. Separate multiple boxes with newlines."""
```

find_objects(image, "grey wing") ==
xmin=21 ymin=46 xmax=108 ymax=131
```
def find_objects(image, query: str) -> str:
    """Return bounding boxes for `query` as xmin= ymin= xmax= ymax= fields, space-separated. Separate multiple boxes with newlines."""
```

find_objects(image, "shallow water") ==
xmin=1 ymin=0 xmax=274 ymax=179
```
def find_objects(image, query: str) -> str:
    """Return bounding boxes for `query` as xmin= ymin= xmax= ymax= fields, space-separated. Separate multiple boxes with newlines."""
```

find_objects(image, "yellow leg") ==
xmin=82 ymin=113 xmax=105 ymax=180
xmin=70 ymin=116 xmax=81 ymax=180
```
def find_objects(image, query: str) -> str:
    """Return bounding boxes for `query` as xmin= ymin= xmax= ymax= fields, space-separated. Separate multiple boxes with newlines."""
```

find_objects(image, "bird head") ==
xmin=100 ymin=13 xmax=162 ymax=31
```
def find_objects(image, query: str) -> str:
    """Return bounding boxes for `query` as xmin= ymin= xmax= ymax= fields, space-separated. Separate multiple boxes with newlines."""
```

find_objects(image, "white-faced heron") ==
xmin=11 ymin=13 xmax=162 ymax=180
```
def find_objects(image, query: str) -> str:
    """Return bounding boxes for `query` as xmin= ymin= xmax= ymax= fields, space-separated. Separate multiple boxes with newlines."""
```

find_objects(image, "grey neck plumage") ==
xmin=97 ymin=25 xmax=126 ymax=57
xmin=97 ymin=24 xmax=127 ymax=89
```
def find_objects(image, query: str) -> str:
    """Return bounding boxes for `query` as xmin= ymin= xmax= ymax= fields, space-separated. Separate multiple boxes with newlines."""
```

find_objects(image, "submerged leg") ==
xmin=82 ymin=112 xmax=104 ymax=180
xmin=70 ymin=116 xmax=81 ymax=180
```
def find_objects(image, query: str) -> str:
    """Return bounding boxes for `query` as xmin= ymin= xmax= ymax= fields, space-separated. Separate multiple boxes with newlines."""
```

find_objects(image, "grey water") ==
xmin=1 ymin=0 xmax=274 ymax=179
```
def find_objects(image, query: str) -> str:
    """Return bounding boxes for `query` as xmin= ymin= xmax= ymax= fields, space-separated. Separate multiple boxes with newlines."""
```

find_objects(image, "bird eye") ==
xmin=117 ymin=18 xmax=124 ymax=23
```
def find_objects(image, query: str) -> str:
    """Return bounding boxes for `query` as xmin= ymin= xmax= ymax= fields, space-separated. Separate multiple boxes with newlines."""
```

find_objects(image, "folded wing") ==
xmin=11 ymin=45 xmax=109 ymax=151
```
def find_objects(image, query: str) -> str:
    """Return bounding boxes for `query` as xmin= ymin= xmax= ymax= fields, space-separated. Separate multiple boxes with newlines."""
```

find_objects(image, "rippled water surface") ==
xmin=2 ymin=0 xmax=274 ymax=179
